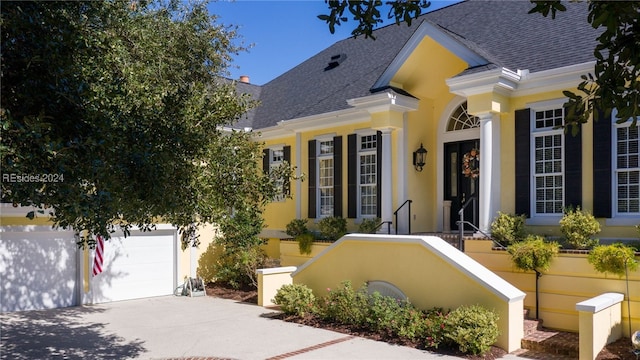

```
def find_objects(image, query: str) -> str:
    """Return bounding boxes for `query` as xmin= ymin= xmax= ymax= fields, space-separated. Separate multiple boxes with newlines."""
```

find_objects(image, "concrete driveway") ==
xmin=0 ymin=295 xmax=529 ymax=359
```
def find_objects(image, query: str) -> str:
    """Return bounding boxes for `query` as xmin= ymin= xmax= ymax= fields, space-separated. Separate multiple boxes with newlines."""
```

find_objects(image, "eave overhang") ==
xmin=446 ymin=61 xmax=596 ymax=98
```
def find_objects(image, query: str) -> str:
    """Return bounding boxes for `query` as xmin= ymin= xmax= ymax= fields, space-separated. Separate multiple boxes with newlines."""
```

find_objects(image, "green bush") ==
xmin=490 ymin=211 xmax=526 ymax=246
xmin=559 ymin=207 xmax=600 ymax=249
xmin=588 ymin=243 xmax=639 ymax=277
xmin=317 ymin=281 xmax=368 ymax=326
xmin=214 ymin=244 xmax=267 ymax=289
xmin=318 ymin=216 xmax=347 ymax=241
xmin=273 ymin=283 xmax=316 ymax=317
xmin=358 ymin=217 xmax=380 ymax=234
xmin=365 ymin=292 xmax=425 ymax=340
xmin=286 ymin=218 xmax=309 ymax=238
xmin=507 ymin=235 xmax=559 ymax=273
xmin=296 ymin=232 xmax=315 ymax=255
xmin=443 ymin=305 xmax=500 ymax=355
xmin=423 ymin=308 xmax=448 ymax=349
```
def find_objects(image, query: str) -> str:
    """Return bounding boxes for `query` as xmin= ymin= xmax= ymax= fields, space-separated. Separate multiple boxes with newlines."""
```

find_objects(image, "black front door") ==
xmin=444 ymin=140 xmax=480 ymax=231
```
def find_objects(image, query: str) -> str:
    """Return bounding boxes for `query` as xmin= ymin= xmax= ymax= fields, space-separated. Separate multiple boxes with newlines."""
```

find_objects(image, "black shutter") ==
xmin=514 ymin=109 xmax=531 ymax=217
xmin=593 ymin=112 xmax=612 ymax=218
xmin=376 ymin=131 xmax=382 ymax=218
xmin=347 ymin=134 xmax=357 ymax=218
xmin=333 ymin=136 xmax=343 ymax=217
xmin=564 ymin=125 xmax=582 ymax=209
xmin=283 ymin=146 xmax=291 ymax=195
xmin=262 ymin=149 xmax=270 ymax=174
xmin=308 ymin=140 xmax=317 ymax=218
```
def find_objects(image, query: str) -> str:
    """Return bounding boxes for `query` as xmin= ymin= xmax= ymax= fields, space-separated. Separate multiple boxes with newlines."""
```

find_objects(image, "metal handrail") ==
xmin=456 ymin=220 xmax=506 ymax=249
xmin=457 ymin=193 xmax=476 ymax=251
xmin=393 ymin=199 xmax=413 ymax=235
xmin=374 ymin=221 xmax=393 ymax=234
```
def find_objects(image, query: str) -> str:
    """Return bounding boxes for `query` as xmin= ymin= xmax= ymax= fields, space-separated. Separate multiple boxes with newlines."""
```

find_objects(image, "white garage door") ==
xmin=0 ymin=226 xmax=78 ymax=312
xmin=90 ymin=229 xmax=176 ymax=303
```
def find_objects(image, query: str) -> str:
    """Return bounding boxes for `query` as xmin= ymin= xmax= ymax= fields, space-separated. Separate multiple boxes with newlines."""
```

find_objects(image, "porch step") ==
xmin=520 ymin=320 xmax=579 ymax=359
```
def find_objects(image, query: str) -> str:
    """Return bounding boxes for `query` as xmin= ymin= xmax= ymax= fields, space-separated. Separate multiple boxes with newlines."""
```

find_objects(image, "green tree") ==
xmin=1 ymin=1 xmax=289 ymax=247
xmin=319 ymin=1 xmax=639 ymax=130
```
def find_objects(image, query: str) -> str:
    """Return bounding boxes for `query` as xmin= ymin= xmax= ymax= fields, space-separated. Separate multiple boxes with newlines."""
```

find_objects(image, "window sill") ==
xmin=605 ymin=217 xmax=640 ymax=226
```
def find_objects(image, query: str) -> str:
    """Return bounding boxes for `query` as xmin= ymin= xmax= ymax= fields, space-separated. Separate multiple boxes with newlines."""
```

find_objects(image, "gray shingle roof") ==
xmin=239 ymin=0 xmax=599 ymax=130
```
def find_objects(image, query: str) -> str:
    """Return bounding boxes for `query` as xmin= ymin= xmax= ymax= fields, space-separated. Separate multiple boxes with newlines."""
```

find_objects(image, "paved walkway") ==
xmin=0 ymin=295 xmax=531 ymax=359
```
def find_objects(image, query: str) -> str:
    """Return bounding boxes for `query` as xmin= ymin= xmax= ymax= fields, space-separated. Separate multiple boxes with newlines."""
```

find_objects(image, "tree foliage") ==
xmin=1 ymin=1 xmax=289 ymax=247
xmin=318 ymin=0 xmax=431 ymax=39
xmin=318 ymin=1 xmax=639 ymax=130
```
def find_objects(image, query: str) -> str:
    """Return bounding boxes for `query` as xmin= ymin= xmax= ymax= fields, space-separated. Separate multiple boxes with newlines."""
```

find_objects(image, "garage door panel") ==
xmin=92 ymin=231 xmax=175 ymax=303
xmin=0 ymin=228 xmax=77 ymax=312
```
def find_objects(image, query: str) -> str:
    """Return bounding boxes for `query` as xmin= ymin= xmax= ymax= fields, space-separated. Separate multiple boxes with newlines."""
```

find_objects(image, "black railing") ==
xmin=374 ymin=221 xmax=393 ymax=234
xmin=393 ymin=199 xmax=413 ymax=235
xmin=457 ymin=193 xmax=476 ymax=251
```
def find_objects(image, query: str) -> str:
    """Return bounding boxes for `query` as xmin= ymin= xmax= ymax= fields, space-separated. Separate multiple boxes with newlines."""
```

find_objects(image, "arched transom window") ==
xmin=446 ymin=101 xmax=480 ymax=131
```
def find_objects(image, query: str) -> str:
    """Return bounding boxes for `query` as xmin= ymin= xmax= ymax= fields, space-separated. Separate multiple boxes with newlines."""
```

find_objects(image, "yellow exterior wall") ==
xmin=392 ymin=37 xmax=468 ymax=232
xmin=465 ymin=240 xmax=640 ymax=336
xmin=292 ymin=234 xmax=525 ymax=352
xmin=280 ymin=240 xmax=331 ymax=267
xmin=261 ymin=136 xmax=298 ymax=230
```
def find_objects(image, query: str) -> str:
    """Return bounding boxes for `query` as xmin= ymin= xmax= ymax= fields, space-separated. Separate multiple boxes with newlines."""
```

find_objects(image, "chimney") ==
xmin=239 ymin=75 xmax=250 ymax=83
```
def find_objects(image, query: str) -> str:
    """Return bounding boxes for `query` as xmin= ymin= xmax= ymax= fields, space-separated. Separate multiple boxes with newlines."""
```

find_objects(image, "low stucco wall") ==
xmin=465 ymin=240 xmax=640 ymax=336
xmin=280 ymin=240 xmax=331 ymax=267
xmin=256 ymin=266 xmax=296 ymax=307
xmin=576 ymin=293 xmax=624 ymax=360
xmin=291 ymin=234 xmax=526 ymax=352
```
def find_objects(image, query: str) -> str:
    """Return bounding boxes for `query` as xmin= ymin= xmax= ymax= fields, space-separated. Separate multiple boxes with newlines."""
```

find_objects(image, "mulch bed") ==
xmin=205 ymin=283 xmax=638 ymax=360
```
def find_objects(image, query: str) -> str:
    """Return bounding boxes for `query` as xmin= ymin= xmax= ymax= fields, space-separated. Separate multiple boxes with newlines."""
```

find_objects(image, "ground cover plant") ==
xmin=273 ymin=281 xmax=500 ymax=356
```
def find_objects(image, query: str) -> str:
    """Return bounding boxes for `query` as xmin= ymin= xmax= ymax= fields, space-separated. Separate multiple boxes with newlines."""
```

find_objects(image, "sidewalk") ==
xmin=0 ymin=295 xmax=530 ymax=359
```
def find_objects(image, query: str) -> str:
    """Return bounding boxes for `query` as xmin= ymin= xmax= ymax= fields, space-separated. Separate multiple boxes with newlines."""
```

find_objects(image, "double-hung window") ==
xmin=358 ymin=134 xmax=377 ymax=217
xmin=531 ymin=107 xmax=565 ymax=217
xmin=318 ymin=140 xmax=334 ymax=217
xmin=614 ymin=118 xmax=640 ymax=215
xmin=270 ymin=148 xmax=285 ymax=202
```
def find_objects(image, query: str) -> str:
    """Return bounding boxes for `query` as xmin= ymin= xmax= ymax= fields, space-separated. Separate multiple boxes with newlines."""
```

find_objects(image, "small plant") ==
xmin=273 ymin=283 xmax=316 ymax=317
xmin=443 ymin=304 xmax=500 ymax=355
xmin=318 ymin=216 xmax=347 ymax=241
xmin=296 ymin=232 xmax=315 ymax=255
xmin=317 ymin=281 xmax=368 ymax=326
xmin=365 ymin=292 xmax=425 ymax=340
xmin=559 ymin=206 xmax=600 ymax=249
xmin=507 ymin=234 xmax=559 ymax=319
xmin=588 ymin=243 xmax=638 ymax=277
xmin=490 ymin=211 xmax=526 ymax=246
xmin=358 ymin=217 xmax=380 ymax=234
xmin=285 ymin=218 xmax=309 ymax=238
xmin=423 ymin=308 xmax=448 ymax=349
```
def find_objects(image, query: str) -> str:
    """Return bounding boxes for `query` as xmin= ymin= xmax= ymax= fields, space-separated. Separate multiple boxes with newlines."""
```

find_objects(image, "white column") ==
xmin=478 ymin=112 xmax=501 ymax=234
xmin=380 ymin=128 xmax=394 ymax=231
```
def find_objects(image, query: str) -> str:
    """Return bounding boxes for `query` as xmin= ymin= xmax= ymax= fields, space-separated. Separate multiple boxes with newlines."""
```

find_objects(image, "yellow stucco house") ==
xmin=232 ymin=1 xmax=638 ymax=242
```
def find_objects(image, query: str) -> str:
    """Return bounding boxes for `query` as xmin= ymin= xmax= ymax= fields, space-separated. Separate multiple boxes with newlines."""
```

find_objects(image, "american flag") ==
xmin=92 ymin=235 xmax=105 ymax=277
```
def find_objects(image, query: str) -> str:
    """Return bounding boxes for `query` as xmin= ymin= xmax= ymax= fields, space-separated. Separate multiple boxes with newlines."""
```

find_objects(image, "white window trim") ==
xmin=526 ymin=101 xmax=566 ymax=224
xmin=356 ymin=131 xmax=378 ymax=219
xmin=316 ymin=136 xmax=335 ymax=219
xmin=609 ymin=109 xmax=640 ymax=224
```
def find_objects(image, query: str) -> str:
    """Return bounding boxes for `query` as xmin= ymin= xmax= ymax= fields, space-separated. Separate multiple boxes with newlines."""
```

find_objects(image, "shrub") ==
xmin=507 ymin=235 xmax=560 ymax=273
xmin=423 ymin=308 xmax=448 ymax=349
xmin=559 ymin=207 xmax=600 ymax=249
xmin=588 ymin=243 xmax=639 ymax=277
xmin=490 ymin=212 xmax=526 ymax=246
xmin=317 ymin=281 xmax=368 ymax=326
xmin=318 ymin=216 xmax=347 ymax=241
xmin=443 ymin=304 xmax=500 ymax=355
xmin=286 ymin=218 xmax=309 ymax=238
xmin=365 ymin=292 xmax=425 ymax=339
xmin=214 ymin=244 xmax=267 ymax=289
xmin=273 ymin=283 xmax=316 ymax=317
xmin=296 ymin=232 xmax=315 ymax=255
xmin=358 ymin=217 xmax=380 ymax=234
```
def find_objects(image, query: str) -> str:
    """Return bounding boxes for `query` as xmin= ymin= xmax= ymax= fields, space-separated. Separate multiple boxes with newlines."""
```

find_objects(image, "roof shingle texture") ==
xmin=241 ymin=0 xmax=599 ymax=130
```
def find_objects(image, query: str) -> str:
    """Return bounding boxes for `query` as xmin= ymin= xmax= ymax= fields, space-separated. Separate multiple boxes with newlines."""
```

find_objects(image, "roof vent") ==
xmin=324 ymin=53 xmax=347 ymax=71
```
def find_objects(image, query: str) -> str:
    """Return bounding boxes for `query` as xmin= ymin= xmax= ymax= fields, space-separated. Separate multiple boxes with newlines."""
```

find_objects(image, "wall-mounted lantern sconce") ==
xmin=413 ymin=143 xmax=427 ymax=172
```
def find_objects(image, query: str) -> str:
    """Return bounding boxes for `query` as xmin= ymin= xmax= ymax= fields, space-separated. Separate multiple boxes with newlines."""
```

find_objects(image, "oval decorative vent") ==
xmin=367 ymin=280 xmax=407 ymax=301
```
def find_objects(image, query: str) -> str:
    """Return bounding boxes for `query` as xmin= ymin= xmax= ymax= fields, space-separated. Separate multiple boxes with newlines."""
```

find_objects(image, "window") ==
xmin=446 ymin=101 xmax=480 ymax=131
xmin=531 ymin=108 xmax=564 ymax=216
xmin=318 ymin=140 xmax=334 ymax=217
xmin=270 ymin=148 xmax=285 ymax=202
xmin=359 ymin=134 xmax=377 ymax=217
xmin=614 ymin=120 xmax=639 ymax=215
